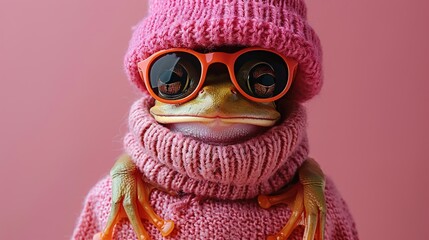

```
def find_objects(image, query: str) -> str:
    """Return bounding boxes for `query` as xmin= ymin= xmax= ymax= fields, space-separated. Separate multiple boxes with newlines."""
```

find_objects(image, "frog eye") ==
xmin=157 ymin=64 xmax=190 ymax=97
xmin=233 ymin=50 xmax=291 ymax=101
xmin=247 ymin=63 xmax=276 ymax=98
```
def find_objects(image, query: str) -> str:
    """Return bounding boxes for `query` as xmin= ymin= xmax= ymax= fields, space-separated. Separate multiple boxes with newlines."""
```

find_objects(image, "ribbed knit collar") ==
xmin=124 ymin=96 xmax=309 ymax=200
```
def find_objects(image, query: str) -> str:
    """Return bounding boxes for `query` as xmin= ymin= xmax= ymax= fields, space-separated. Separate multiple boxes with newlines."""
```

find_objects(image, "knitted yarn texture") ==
xmin=73 ymin=178 xmax=358 ymax=239
xmin=125 ymin=0 xmax=323 ymax=102
xmin=124 ymin=95 xmax=308 ymax=200
xmin=72 ymin=96 xmax=359 ymax=239
xmin=72 ymin=0 xmax=359 ymax=238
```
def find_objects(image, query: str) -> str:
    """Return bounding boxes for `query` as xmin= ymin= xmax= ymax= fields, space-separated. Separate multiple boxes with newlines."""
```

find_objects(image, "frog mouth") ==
xmin=166 ymin=120 xmax=268 ymax=145
xmin=152 ymin=115 xmax=278 ymax=127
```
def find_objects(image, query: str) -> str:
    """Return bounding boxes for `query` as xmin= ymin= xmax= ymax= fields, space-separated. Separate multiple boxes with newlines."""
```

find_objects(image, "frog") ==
xmin=92 ymin=46 xmax=326 ymax=240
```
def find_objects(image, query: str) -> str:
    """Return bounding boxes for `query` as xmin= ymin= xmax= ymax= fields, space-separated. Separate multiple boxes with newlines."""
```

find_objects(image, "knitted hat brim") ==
xmin=125 ymin=7 xmax=322 ymax=102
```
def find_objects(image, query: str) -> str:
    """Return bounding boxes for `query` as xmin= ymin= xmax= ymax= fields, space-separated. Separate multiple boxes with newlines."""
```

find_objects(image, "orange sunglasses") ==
xmin=137 ymin=47 xmax=298 ymax=104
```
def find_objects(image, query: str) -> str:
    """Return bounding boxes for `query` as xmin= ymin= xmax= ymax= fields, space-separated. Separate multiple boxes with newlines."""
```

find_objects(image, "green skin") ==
xmin=94 ymin=61 xmax=327 ymax=240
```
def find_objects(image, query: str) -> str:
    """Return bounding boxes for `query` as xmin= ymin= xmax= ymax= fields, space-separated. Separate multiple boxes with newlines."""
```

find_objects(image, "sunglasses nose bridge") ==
xmin=200 ymin=63 xmax=237 ymax=97
xmin=202 ymin=52 xmax=235 ymax=83
xmin=204 ymin=52 xmax=233 ymax=65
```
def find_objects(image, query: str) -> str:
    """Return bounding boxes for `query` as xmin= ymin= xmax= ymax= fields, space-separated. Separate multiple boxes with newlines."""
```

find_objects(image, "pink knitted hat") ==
xmin=125 ymin=0 xmax=323 ymax=102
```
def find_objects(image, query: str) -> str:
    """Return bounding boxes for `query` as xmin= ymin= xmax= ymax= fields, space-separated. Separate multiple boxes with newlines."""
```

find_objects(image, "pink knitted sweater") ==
xmin=73 ymin=96 xmax=358 ymax=239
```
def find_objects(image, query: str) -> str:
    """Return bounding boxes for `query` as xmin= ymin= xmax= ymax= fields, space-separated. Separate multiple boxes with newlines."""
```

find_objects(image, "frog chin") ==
xmin=167 ymin=120 xmax=268 ymax=145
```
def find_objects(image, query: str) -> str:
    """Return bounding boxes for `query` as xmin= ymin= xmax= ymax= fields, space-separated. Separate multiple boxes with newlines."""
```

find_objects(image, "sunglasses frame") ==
xmin=137 ymin=47 xmax=298 ymax=104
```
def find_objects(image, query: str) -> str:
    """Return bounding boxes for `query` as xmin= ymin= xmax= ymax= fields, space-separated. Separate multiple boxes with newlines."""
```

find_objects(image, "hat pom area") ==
xmin=124 ymin=0 xmax=323 ymax=102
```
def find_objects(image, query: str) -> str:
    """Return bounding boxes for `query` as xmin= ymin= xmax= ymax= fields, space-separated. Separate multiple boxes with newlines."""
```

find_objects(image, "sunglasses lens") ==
xmin=234 ymin=50 xmax=289 ymax=99
xmin=149 ymin=52 xmax=201 ymax=100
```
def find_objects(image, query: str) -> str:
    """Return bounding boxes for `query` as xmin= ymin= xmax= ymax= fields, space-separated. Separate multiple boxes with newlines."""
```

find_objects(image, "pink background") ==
xmin=1 ymin=0 xmax=428 ymax=239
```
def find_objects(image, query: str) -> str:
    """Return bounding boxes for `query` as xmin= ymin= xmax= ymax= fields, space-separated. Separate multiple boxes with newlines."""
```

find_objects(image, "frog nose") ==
xmin=198 ymin=63 xmax=238 ymax=97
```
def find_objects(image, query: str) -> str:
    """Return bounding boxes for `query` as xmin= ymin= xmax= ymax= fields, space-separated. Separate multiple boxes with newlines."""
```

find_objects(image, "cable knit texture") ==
xmin=72 ymin=96 xmax=358 ymax=239
xmin=125 ymin=0 xmax=323 ymax=102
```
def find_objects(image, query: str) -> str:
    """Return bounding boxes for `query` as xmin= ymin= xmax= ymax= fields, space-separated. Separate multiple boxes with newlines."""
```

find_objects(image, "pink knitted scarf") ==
xmin=124 ymin=96 xmax=309 ymax=200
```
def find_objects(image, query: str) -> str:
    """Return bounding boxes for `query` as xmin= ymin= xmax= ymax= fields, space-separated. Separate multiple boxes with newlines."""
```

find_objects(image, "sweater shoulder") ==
xmin=324 ymin=177 xmax=360 ymax=240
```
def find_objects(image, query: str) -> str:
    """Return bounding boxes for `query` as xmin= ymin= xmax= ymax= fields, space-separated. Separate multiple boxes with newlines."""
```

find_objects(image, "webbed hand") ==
xmin=258 ymin=158 xmax=326 ymax=240
xmin=94 ymin=154 xmax=174 ymax=240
